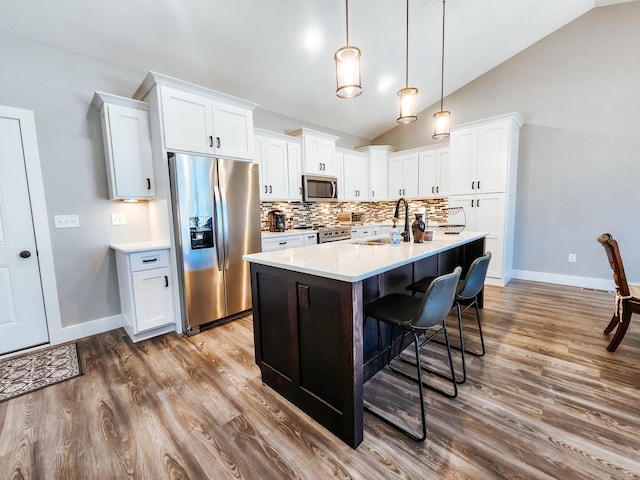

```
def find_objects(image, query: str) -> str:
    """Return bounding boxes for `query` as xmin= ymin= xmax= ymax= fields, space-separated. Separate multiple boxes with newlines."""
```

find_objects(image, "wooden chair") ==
xmin=597 ymin=233 xmax=640 ymax=351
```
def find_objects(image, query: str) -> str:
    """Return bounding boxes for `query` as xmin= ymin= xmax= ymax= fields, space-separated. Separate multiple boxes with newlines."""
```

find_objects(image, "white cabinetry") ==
xmin=288 ymin=128 xmax=338 ymax=176
xmin=356 ymin=145 xmax=396 ymax=202
xmin=287 ymin=142 xmax=303 ymax=201
xmin=418 ymin=147 xmax=449 ymax=198
xmin=448 ymin=194 xmax=506 ymax=280
xmin=92 ymin=92 xmax=155 ymax=200
xmin=112 ymin=245 xmax=176 ymax=342
xmin=342 ymin=151 xmax=369 ymax=201
xmin=261 ymin=232 xmax=317 ymax=251
xmin=254 ymin=135 xmax=289 ymax=200
xmin=158 ymin=83 xmax=256 ymax=160
xmin=388 ymin=151 xmax=419 ymax=199
xmin=449 ymin=114 xmax=521 ymax=195
xmin=448 ymin=112 xmax=523 ymax=286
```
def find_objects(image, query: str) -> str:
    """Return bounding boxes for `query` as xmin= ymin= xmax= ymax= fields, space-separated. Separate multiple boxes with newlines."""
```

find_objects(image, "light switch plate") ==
xmin=111 ymin=213 xmax=127 ymax=226
xmin=54 ymin=214 xmax=80 ymax=228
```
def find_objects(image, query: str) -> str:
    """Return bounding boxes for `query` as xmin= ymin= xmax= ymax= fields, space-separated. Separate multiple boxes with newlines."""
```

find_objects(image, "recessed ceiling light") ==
xmin=304 ymin=29 xmax=322 ymax=51
xmin=377 ymin=76 xmax=393 ymax=93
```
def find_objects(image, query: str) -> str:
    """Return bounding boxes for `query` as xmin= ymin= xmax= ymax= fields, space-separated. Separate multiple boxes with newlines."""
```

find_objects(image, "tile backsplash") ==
xmin=260 ymin=198 xmax=449 ymax=231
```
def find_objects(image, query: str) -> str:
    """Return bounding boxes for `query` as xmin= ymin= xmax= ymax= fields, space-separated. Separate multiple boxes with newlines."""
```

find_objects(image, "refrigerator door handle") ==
xmin=213 ymin=184 xmax=225 ymax=271
xmin=219 ymin=180 xmax=231 ymax=270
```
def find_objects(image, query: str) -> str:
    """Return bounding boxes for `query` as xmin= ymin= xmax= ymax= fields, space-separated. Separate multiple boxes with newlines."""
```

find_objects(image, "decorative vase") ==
xmin=412 ymin=214 xmax=426 ymax=243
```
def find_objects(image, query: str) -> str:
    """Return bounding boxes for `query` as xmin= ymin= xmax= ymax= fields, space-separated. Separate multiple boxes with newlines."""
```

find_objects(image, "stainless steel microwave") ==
xmin=302 ymin=175 xmax=338 ymax=202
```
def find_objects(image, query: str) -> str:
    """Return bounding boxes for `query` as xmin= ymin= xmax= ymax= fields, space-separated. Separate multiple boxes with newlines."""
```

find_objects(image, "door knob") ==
xmin=19 ymin=250 xmax=31 ymax=258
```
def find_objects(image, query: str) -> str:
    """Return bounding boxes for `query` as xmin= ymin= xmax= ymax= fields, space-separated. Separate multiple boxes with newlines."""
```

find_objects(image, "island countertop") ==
xmin=243 ymin=231 xmax=488 ymax=283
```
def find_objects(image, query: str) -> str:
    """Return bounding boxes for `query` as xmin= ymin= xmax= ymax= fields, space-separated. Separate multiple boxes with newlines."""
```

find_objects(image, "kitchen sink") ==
xmin=354 ymin=238 xmax=391 ymax=246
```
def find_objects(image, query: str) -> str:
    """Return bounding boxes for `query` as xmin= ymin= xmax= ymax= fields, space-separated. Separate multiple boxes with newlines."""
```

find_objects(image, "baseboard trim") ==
xmin=511 ymin=270 xmax=614 ymax=291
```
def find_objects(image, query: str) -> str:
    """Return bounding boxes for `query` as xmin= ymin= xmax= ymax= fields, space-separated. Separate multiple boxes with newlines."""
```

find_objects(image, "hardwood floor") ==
xmin=1 ymin=280 xmax=638 ymax=479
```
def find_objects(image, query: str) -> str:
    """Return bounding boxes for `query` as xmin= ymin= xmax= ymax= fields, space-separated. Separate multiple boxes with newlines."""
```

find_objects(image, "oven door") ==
xmin=302 ymin=175 xmax=338 ymax=202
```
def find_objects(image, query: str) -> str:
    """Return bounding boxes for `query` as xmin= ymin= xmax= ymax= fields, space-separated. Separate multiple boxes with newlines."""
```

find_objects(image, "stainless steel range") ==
xmin=318 ymin=226 xmax=352 ymax=243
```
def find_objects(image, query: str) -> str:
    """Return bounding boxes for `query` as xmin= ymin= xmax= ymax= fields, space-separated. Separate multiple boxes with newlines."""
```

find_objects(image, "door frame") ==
xmin=1 ymin=105 xmax=62 ymax=356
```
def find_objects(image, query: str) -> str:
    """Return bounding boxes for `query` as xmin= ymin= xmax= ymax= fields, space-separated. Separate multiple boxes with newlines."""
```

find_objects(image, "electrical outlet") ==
xmin=430 ymin=206 xmax=435 ymax=213
xmin=568 ymin=253 xmax=577 ymax=263
xmin=111 ymin=213 xmax=127 ymax=226
xmin=54 ymin=214 xmax=80 ymax=228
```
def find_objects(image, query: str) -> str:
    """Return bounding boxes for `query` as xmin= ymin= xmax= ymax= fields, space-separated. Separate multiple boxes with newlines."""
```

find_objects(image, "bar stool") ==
xmin=363 ymin=267 xmax=461 ymax=442
xmin=406 ymin=252 xmax=492 ymax=384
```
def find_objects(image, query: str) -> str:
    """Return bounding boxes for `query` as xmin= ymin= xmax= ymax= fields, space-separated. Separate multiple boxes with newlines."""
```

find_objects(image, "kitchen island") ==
xmin=243 ymin=231 xmax=487 ymax=448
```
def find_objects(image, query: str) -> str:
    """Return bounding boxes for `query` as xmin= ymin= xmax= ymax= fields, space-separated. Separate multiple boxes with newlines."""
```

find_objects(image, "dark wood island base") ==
xmin=248 ymin=236 xmax=485 ymax=448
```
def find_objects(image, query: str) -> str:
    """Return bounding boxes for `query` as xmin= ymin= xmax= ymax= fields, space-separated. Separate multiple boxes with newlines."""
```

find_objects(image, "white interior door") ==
xmin=0 ymin=115 xmax=49 ymax=354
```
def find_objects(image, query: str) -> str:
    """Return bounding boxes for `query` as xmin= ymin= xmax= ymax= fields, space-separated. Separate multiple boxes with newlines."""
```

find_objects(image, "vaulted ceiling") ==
xmin=0 ymin=0 xmax=633 ymax=139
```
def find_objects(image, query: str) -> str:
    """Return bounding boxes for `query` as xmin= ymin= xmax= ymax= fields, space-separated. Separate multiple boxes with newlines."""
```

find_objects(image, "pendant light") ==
xmin=335 ymin=0 xmax=362 ymax=98
xmin=397 ymin=0 xmax=418 ymax=124
xmin=433 ymin=0 xmax=451 ymax=138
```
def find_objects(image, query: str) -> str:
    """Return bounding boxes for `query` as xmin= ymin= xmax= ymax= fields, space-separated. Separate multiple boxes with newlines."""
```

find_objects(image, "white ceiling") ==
xmin=0 ymin=0 xmax=633 ymax=140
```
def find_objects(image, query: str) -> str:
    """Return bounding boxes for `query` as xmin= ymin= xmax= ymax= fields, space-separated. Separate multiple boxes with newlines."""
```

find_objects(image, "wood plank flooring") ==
xmin=0 ymin=279 xmax=638 ymax=479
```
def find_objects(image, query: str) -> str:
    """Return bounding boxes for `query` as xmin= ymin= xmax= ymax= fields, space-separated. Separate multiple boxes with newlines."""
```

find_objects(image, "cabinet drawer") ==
xmin=129 ymin=249 xmax=170 ymax=272
xmin=262 ymin=236 xmax=305 ymax=252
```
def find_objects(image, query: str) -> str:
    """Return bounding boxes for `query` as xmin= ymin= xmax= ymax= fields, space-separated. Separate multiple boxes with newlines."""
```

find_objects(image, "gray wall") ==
xmin=375 ymin=2 xmax=640 ymax=285
xmin=0 ymin=30 xmax=367 ymax=329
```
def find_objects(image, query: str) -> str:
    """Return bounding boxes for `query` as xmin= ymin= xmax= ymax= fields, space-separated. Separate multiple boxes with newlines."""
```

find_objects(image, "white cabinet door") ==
xmin=437 ymin=148 xmax=450 ymax=198
xmin=103 ymin=103 xmax=155 ymax=200
xmin=388 ymin=153 xmax=419 ymax=199
xmin=287 ymin=142 xmax=303 ymax=201
xmin=449 ymin=127 xmax=477 ymax=195
xmin=388 ymin=155 xmax=404 ymax=198
xmin=211 ymin=100 xmax=254 ymax=160
xmin=419 ymin=150 xmax=437 ymax=198
xmin=448 ymin=193 xmax=505 ymax=280
xmin=476 ymin=121 xmax=509 ymax=193
xmin=335 ymin=151 xmax=345 ymax=200
xmin=403 ymin=152 xmax=420 ymax=198
xmin=132 ymin=266 xmax=175 ymax=333
xmin=161 ymin=86 xmax=215 ymax=155
xmin=263 ymin=137 xmax=289 ymax=199
xmin=304 ymin=135 xmax=336 ymax=175
xmin=369 ymin=149 xmax=388 ymax=201
xmin=343 ymin=153 xmax=368 ymax=201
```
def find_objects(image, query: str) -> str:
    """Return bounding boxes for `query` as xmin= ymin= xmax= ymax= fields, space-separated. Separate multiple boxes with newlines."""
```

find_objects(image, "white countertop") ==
xmin=244 ymin=231 xmax=487 ymax=283
xmin=110 ymin=242 xmax=171 ymax=253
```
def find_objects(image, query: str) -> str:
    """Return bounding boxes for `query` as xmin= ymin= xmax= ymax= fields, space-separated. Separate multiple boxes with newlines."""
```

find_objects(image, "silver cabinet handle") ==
xmin=19 ymin=250 xmax=31 ymax=258
xmin=209 ymin=136 xmax=214 ymax=148
xmin=164 ymin=275 xmax=169 ymax=287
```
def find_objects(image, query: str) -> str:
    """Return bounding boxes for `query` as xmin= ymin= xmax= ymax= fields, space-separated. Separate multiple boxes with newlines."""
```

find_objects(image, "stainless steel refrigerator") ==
xmin=169 ymin=153 xmax=261 ymax=334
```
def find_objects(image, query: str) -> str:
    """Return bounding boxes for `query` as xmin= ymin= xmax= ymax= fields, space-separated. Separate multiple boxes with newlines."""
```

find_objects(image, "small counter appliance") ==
xmin=268 ymin=209 xmax=287 ymax=232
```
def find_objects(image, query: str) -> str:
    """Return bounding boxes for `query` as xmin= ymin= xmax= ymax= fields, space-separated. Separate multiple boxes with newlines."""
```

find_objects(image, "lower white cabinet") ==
xmin=112 ymin=246 xmax=176 ymax=342
xmin=448 ymin=193 xmax=507 ymax=283
xmin=261 ymin=232 xmax=318 ymax=251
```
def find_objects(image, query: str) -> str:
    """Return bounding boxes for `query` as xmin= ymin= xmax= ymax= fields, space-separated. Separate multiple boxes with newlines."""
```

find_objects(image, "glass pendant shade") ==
xmin=433 ymin=110 xmax=451 ymax=138
xmin=335 ymin=46 xmax=363 ymax=98
xmin=397 ymin=87 xmax=418 ymax=124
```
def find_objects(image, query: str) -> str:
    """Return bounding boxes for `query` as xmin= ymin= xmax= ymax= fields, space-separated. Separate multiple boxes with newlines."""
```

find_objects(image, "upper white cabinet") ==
xmin=418 ymin=146 xmax=449 ymax=199
xmin=134 ymin=73 xmax=257 ymax=162
xmin=356 ymin=145 xmax=396 ymax=202
xmin=287 ymin=142 xmax=303 ymax=201
xmin=92 ymin=92 xmax=155 ymax=200
xmin=342 ymin=151 xmax=369 ymax=201
xmin=449 ymin=113 xmax=522 ymax=195
xmin=288 ymin=128 xmax=338 ymax=176
xmin=160 ymin=85 xmax=255 ymax=160
xmin=255 ymin=129 xmax=302 ymax=201
xmin=388 ymin=151 xmax=419 ymax=199
xmin=254 ymin=134 xmax=289 ymax=200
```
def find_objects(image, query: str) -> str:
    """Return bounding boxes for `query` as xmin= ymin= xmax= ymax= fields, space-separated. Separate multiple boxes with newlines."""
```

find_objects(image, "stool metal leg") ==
xmin=364 ymin=330 xmax=427 ymax=442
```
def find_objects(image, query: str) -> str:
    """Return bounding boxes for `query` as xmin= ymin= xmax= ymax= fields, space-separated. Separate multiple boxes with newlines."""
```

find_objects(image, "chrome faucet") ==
xmin=393 ymin=198 xmax=410 ymax=242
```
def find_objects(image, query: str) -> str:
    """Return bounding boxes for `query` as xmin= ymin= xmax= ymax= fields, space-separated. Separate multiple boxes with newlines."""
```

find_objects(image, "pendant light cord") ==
xmin=405 ymin=0 xmax=409 ymax=88
xmin=345 ymin=0 xmax=350 ymax=46
xmin=440 ymin=0 xmax=446 ymax=111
